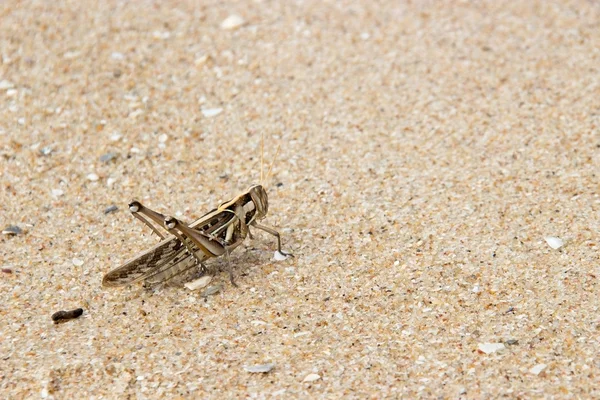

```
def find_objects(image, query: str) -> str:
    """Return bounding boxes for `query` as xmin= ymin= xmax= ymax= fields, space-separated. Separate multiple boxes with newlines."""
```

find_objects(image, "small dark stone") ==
xmin=52 ymin=308 xmax=84 ymax=324
xmin=113 ymin=69 xmax=122 ymax=78
xmin=2 ymin=225 xmax=23 ymax=235
xmin=104 ymin=205 xmax=119 ymax=215
xmin=276 ymin=182 xmax=284 ymax=187
xmin=1 ymin=268 xmax=13 ymax=274
xmin=505 ymin=339 xmax=519 ymax=346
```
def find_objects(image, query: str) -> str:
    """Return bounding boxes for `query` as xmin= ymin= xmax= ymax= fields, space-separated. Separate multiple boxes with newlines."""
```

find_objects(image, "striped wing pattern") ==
xmin=102 ymin=212 xmax=237 ymax=287
xmin=102 ymin=237 xmax=187 ymax=287
xmin=142 ymin=241 xmax=210 ymax=285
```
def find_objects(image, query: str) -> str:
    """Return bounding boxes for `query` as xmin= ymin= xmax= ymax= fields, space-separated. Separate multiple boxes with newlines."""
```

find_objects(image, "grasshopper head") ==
xmin=248 ymin=184 xmax=269 ymax=219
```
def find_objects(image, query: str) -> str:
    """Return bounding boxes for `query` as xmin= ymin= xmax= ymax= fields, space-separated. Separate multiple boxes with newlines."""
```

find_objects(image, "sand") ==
xmin=1 ymin=0 xmax=599 ymax=398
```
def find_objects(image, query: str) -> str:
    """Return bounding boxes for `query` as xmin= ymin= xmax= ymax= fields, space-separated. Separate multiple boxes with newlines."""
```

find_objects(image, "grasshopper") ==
xmin=102 ymin=146 xmax=291 ymax=288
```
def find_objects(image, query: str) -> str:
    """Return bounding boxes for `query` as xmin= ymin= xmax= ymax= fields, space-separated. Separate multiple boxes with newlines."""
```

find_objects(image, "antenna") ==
xmin=260 ymin=132 xmax=264 ymax=185
xmin=265 ymin=143 xmax=281 ymax=188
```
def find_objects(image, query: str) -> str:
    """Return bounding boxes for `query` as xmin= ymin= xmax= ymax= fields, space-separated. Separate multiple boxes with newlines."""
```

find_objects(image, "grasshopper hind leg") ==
xmin=129 ymin=200 xmax=167 ymax=240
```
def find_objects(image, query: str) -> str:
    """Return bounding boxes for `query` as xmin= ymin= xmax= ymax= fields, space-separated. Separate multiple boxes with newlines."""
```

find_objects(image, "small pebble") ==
xmin=2 ymin=225 xmax=23 ymax=235
xmin=194 ymin=54 xmax=209 ymax=66
xmin=221 ymin=15 xmax=245 ymax=30
xmin=111 ymin=52 xmax=125 ymax=60
xmin=1 ymin=268 xmax=13 ymax=274
xmin=184 ymin=275 xmax=212 ymax=290
xmin=51 ymin=188 xmax=64 ymax=198
xmin=152 ymin=31 xmax=171 ymax=40
xmin=39 ymin=146 xmax=53 ymax=156
xmin=201 ymin=284 xmax=223 ymax=297
xmin=243 ymin=363 xmax=275 ymax=373
xmin=530 ymin=364 xmax=547 ymax=375
xmin=158 ymin=133 xmax=168 ymax=143
xmin=477 ymin=343 xmax=505 ymax=354
xmin=72 ymin=258 xmax=84 ymax=267
xmin=303 ymin=373 xmax=321 ymax=383
xmin=274 ymin=251 xmax=289 ymax=261
xmin=544 ymin=236 xmax=564 ymax=249
xmin=104 ymin=205 xmax=119 ymax=215
xmin=201 ymin=108 xmax=223 ymax=118
xmin=109 ymin=133 xmax=122 ymax=142
xmin=505 ymin=339 xmax=519 ymax=346
xmin=129 ymin=110 xmax=143 ymax=119
xmin=63 ymin=51 xmax=80 ymax=59
xmin=0 ymin=80 xmax=14 ymax=89
xmin=51 ymin=308 xmax=84 ymax=324
xmin=87 ymin=173 xmax=99 ymax=182
xmin=107 ymin=177 xmax=117 ymax=187
xmin=99 ymin=152 xmax=118 ymax=163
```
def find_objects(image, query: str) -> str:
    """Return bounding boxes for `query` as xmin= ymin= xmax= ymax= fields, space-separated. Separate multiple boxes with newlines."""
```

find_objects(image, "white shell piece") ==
xmin=184 ymin=275 xmax=213 ymax=290
xmin=477 ymin=343 xmax=505 ymax=354
xmin=544 ymin=236 xmax=564 ymax=249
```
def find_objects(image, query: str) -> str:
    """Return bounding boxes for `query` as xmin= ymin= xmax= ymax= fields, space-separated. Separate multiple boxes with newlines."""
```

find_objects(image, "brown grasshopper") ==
xmin=102 ymin=141 xmax=291 ymax=288
xmin=102 ymin=184 xmax=292 ymax=288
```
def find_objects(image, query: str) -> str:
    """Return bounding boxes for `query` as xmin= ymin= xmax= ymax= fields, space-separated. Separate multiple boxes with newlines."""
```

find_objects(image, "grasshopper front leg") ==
xmin=250 ymin=222 xmax=293 ymax=257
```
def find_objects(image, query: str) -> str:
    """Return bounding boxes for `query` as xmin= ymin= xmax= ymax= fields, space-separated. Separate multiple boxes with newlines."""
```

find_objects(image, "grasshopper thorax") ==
xmin=248 ymin=184 xmax=269 ymax=220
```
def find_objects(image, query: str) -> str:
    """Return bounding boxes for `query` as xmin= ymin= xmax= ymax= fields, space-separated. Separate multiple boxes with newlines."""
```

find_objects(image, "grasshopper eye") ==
xmin=164 ymin=216 xmax=177 ymax=230
xmin=128 ymin=201 xmax=141 ymax=213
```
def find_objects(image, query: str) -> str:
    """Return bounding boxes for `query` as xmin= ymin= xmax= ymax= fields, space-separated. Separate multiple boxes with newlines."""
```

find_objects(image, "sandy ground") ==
xmin=1 ymin=0 xmax=599 ymax=398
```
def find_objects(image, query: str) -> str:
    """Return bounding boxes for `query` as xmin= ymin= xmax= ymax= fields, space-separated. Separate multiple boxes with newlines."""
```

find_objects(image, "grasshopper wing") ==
xmin=102 ymin=238 xmax=188 ymax=287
